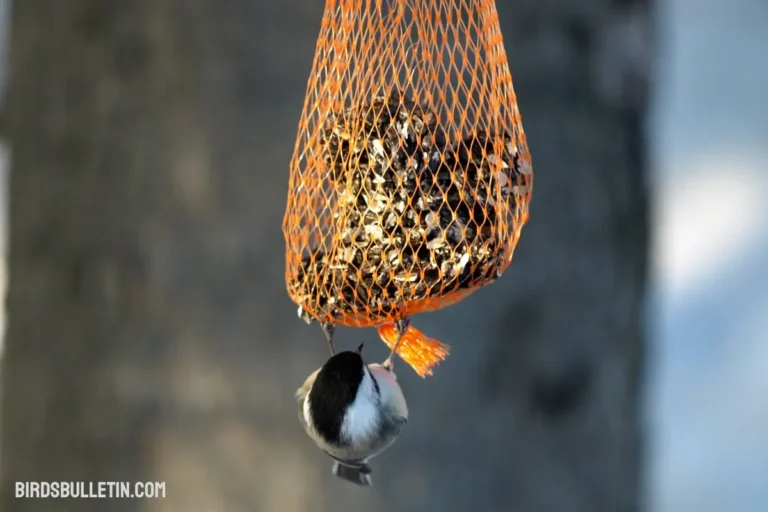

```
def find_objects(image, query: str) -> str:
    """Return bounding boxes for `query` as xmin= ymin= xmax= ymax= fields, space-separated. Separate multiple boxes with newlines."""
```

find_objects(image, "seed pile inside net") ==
xmin=289 ymin=93 xmax=528 ymax=322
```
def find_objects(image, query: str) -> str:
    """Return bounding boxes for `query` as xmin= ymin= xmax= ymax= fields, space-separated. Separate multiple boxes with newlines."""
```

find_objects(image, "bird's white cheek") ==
xmin=341 ymin=399 xmax=380 ymax=445
xmin=341 ymin=371 xmax=380 ymax=445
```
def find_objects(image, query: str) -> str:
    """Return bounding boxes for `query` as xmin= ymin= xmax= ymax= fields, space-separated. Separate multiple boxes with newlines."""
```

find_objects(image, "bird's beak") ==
xmin=356 ymin=343 xmax=364 ymax=354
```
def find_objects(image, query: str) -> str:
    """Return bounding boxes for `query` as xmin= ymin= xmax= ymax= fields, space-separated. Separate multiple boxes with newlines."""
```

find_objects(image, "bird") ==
xmin=295 ymin=343 xmax=408 ymax=486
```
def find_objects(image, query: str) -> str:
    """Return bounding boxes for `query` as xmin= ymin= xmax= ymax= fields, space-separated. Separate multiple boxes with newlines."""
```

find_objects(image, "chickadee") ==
xmin=296 ymin=343 xmax=408 ymax=486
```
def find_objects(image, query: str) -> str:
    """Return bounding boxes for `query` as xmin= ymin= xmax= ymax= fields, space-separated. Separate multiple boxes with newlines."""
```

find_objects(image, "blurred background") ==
xmin=0 ymin=0 xmax=765 ymax=511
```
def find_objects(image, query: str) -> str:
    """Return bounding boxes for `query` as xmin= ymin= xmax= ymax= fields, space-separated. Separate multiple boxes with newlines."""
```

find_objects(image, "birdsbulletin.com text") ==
xmin=16 ymin=481 xmax=166 ymax=499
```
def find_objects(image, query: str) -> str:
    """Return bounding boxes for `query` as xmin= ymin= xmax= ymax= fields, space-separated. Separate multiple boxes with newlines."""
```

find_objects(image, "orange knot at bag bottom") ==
xmin=377 ymin=324 xmax=450 ymax=377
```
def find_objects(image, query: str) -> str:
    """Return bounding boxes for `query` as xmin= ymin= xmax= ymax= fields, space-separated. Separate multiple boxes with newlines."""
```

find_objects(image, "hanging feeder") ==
xmin=283 ymin=0 xmax=532 ymax=376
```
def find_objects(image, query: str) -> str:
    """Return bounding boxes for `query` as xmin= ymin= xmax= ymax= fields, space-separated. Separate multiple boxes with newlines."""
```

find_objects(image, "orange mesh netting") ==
xmin=283 ymin=0 xmax=532 ymax=374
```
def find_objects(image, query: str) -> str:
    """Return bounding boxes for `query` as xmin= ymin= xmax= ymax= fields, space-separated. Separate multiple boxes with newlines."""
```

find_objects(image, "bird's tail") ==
xmin=331 ymin=461 xmax=373 ymax=486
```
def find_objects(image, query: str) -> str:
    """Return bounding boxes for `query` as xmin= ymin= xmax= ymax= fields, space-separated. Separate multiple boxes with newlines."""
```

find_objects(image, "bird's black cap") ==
xmin=308 ymin=349 xmax=366 ymax=445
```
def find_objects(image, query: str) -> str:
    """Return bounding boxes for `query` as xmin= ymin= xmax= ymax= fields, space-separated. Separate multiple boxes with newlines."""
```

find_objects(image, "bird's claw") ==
xmin=297 ymin=305 xmax=313 ymax=325
xmin=321 ymin=323 xmax=336 ymax=355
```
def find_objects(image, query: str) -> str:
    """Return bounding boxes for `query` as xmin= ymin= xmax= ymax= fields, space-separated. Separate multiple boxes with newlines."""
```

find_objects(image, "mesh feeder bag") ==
xmin=283 ymin=0 xmax=533 ymax=376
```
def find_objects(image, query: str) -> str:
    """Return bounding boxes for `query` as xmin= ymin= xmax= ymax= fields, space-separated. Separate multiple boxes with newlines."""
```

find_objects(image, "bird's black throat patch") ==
xmin=308 ymin=351 xmax=366 ymax=445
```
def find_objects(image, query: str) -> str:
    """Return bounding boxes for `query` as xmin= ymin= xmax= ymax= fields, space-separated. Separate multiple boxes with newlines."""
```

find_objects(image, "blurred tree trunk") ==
xmin=1 ymin=1 xmax=650 ymax=512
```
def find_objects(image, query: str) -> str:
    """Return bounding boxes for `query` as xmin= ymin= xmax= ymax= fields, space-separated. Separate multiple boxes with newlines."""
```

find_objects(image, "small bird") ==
xmin=296 ymin=343 xmax=408 ymax=486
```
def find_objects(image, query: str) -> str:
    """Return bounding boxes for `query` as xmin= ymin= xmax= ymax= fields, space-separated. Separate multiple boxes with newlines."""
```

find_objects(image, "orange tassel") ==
xmin=377 ymin=323 xmax=450 ymax=378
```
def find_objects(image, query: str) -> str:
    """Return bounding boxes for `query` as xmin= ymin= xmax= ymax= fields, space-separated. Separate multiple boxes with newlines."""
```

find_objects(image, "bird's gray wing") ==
xmin=379 ymin=414 xmax=407 ymax=440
